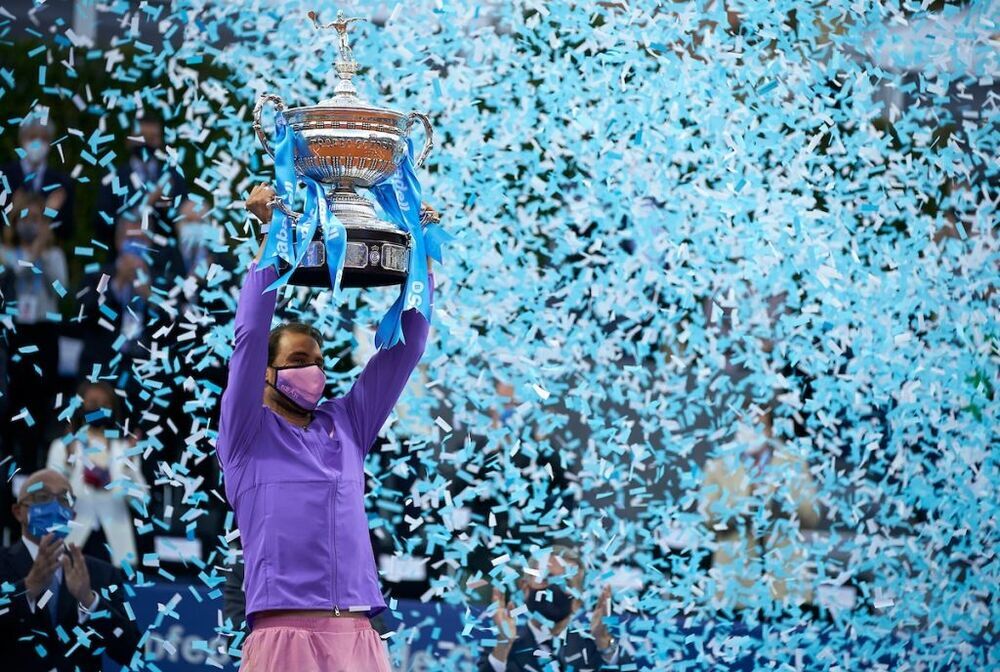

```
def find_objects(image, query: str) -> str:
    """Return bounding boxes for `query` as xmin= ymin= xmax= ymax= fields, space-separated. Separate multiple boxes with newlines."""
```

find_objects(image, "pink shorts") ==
xmin=241 ymin=614 xmax=392 ymax=672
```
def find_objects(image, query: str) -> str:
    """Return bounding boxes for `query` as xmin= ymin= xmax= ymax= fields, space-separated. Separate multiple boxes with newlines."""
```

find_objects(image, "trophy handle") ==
xmin=402 ymin=112 xmax=434 ymax=168
xmin=267 ymin=196 xmax=303 ymax=222
xmin=253 ymin=93 xmax=287 ymax=159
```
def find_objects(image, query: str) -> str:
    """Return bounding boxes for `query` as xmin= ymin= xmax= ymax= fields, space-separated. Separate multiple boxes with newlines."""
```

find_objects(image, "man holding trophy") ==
xmin=217 ymin=12 xmax=448 ymax=670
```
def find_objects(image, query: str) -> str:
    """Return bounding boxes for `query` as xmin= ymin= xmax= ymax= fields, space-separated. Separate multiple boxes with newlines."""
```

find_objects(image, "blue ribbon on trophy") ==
xmin=370 ymin=138 xmax=451 ymax=349
xmin=258 ymin=124 xmax=450 ymax=350
xmin=252 ymin=13 xmax=452 ymax=350
xmin=260 ymin=116 xmax=348 ymax=296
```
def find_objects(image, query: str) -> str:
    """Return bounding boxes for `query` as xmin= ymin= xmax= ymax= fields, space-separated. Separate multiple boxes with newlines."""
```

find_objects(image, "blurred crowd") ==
xmin=1 ymin=109 xmax=234 ymax=566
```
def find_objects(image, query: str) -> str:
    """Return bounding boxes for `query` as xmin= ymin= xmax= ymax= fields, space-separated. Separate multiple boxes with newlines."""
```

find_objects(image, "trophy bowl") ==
xmin=251 ymin=11 xmax=434 ymax=289
xmin=285 ymin=106 xmax=424 ymax=187
xmin=256 ymin=98 xmax=433 ymax=192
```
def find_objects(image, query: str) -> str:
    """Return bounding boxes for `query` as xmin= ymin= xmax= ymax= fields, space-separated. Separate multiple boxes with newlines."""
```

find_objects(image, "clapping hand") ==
xmin=24 ymin=533 xmax=62 ymax=601
xmin=589 ymin=585 xmax=613 ymax=651
xmin=491 ymin=586 xmax=518 ymax=663
xmin=61 ymin=543 xmax=95 ymax=606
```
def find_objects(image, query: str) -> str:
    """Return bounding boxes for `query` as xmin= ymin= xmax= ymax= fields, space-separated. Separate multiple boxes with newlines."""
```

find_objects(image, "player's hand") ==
xmin=420 ymin=202 xmax=441 ymax=271
xmin=247 ymin=183 xmax=276 ymax=224
xmin=419 ymin=201 xmax=441 ymax=226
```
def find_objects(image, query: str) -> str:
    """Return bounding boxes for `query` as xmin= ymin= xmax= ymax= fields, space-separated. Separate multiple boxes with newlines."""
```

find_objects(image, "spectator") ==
xmin=46 ymin=381 xmax=146 ymax=567
xmin=0 ymin=112 xmax=75 ymax=241
xmin=1 ymin=190 xmax=68 ymax=470
xmin=164 ymin=197 xmax=235 ymax=307
xmin=176 ymin=199 xmax=220 ymax=277
xmin=93 ymin=110 xmax=188 ymax=252
xmin=1 ymin=191 xmax=68 ymax=324
xmin=699 ymin=408 xmax=820 ymax=617
xmin=490 ymin=380 xmax=518 ymax=429
xmin=0 ymin=263 xmax=15 ymax=544
xmin=78 ymin=211 xmax=158 ymax=377
xmin=0 ymin=468 xmax=140 ymax=671
xmin=483 ymin=545 xmax=624 ymax=671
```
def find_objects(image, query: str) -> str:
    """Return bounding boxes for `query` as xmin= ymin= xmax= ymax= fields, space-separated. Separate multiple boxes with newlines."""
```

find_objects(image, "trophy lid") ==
xmin=308 ymin=10 xmax=397 ymax=114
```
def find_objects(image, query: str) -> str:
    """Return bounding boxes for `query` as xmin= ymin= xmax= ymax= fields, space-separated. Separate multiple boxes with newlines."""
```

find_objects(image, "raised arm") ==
xmin=218 ymin=185 xmax=278 ymax=467
xmin=218 ymin=261 xmax=277 ymax=466
xmin=341 ymin=273 xmax=434 ymax=456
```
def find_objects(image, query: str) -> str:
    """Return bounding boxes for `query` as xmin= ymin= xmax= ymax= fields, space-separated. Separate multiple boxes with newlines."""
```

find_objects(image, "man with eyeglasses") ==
xmin=0 ymin=469 xmax=140 ymax=671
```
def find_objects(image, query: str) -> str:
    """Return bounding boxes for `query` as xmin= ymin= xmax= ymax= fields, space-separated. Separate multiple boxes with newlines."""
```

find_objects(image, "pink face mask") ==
xmin=270 ymin=364 xmax=325 ymax=411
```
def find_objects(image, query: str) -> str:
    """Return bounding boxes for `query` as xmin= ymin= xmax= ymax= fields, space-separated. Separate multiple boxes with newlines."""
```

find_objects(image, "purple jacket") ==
xmin=217 ymin=261 xmax=431 ymax=622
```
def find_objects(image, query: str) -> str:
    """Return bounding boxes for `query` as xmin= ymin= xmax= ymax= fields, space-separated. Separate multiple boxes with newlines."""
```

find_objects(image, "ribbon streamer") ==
xmin=370 ymin=139 xmax=447 ymax=349
xmin=259 ymin=119 xmax=348 ymax=296
xmin=259 ymin=129 xmax=448 ymax=349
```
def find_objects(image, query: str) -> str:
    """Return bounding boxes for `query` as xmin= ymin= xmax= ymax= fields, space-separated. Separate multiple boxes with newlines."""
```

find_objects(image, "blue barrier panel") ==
xmin=120 ymin=581 xmax=988 ymax=670
xmin=120 ymin=581 xmax=476 ymax=671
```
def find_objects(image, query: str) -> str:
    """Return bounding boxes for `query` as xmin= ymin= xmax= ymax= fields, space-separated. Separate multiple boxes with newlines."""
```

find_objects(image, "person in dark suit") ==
xmin=0 ymin=468 xmax=140 ymax=671
xmin=93 ymin=111 xmax=188 ymax=253
xmin=76 ymin=209 xmax=176 ymax=377
xmin=481 ymin=545 xmax=626 ymax=672
xmin=0 ymin=114 xmax=76 ymax=242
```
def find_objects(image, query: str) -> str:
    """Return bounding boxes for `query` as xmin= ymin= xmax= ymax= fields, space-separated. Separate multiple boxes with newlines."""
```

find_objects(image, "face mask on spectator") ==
xmin=16 ymin=219 xmax=40 ymax=245
xmin=75 ymin=406 xmax=114 ymax=430
xmin=131 ymin=144 xmax=161 ymax=161
xmin=21 ymin=138 xmax=49 ymax=166
xmin=526 ymin=585 xmax=574 ymax=623
xmin=27 ymin=499 xmax=74 ymax=540
xmin=86 ymin=414 xmax=116 ymax=430
xmin=498 ymin=406 xmax=515 ymax=425
xmin=121 ymin=240 xmax=147 ymax=257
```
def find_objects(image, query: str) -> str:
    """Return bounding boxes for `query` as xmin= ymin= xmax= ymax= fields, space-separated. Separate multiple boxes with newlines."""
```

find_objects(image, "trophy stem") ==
xmin=327 ymin=185 xmax=396 ymax=232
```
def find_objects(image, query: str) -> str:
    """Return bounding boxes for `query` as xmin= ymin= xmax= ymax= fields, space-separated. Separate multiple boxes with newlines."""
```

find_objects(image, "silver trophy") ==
xmin=252 ymin=10 xmax=434 ymax=288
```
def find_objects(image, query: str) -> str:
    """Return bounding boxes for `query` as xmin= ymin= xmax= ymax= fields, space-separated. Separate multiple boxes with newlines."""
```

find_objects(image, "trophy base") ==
xmin=255 ymin=187 xmax=439 ymax=289
xmin=259 ymin=225 xmax=411 ymax=289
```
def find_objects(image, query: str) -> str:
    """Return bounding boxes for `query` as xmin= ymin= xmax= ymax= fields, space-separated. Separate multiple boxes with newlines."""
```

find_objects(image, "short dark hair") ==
xmin=268 ymin=322 xmax=323 ymax=365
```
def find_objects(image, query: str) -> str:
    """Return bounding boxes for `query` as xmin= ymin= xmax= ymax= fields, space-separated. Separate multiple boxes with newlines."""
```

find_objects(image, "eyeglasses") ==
xmin=20 ymin=491 xmax=74 ymax=508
